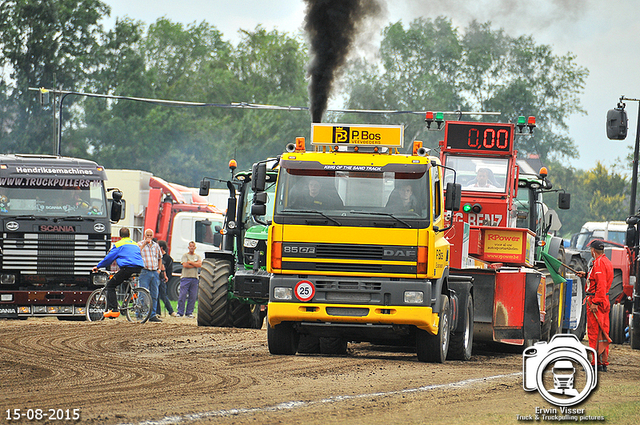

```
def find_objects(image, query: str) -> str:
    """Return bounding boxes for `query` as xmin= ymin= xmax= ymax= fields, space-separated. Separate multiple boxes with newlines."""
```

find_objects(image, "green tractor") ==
xmin=515 ymin=164 xmax=583 ymax=341
xmin=197 ymin=160 xmax=277 ymax=329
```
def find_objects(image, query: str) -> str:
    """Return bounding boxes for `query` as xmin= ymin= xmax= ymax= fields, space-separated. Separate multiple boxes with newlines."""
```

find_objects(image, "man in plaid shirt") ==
xmin=138 ymin=228 xmax=164 ymax=322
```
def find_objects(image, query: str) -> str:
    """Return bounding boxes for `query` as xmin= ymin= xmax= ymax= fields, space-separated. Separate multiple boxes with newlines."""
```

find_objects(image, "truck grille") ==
xmin=315 ymin=244 xmax=383 ymax=260
xmin=281 ymin=242 xmax=417 ymax=275
xmin=1 ymin=233 xmax=109 ymax=275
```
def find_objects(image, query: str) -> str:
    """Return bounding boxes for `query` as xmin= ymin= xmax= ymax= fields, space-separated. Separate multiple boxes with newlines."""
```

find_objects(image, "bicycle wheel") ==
xmin=125 ymin=287 xmax=152 ymax=323
xmin=86 ymin=288 xmax=107 ymax=322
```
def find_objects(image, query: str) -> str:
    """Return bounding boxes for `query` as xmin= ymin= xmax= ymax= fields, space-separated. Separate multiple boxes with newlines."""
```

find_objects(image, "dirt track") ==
xmin=1 ymin=316 xmax=639 ymax=424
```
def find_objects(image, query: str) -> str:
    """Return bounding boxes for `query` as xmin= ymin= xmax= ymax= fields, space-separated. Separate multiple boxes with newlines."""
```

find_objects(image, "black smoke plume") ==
xmin=304 ymin=0 xmax=383 ymax=123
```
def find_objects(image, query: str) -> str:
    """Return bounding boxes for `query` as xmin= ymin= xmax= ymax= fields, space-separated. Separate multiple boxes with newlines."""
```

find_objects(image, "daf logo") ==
xmin=384 ymin=249 xmax=416 ymax=257
xmin=6 ymin=221 xmax=19 ymax=231
xmin=94 ymin=223 xmax=105 ymax=233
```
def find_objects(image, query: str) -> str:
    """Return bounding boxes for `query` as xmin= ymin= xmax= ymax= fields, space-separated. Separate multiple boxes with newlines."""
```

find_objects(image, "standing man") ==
xmin=177 ymin=241 xmax=202 ymax=318
xmin=577 ymin=239 xmax=613 ymax=371
xmin=157 ymin=240 xmax=177 ymax=317
xmin=92 ymin=227 xmax=144 ymax=318
xmin=138 ymin=229 xmax=164 ymax=323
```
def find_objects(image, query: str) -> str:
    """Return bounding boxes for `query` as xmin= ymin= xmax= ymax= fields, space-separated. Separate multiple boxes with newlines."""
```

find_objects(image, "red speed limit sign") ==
xmin=294 ymin=280 xmax=315 ymax=302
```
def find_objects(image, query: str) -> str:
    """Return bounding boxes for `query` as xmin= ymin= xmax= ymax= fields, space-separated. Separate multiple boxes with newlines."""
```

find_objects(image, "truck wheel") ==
xmin=167 ymin=276 xmax=180 ymax=301
xmin=631 ymin=314 xmax=640 ymax=350
xmin=197 ymin=258 xmax=232 ymax=327
xmin=568 ymin=259 xmax=587 ymax=340
xmin=416 ymin=295 xmax=450 ymax=363
xmin=267 ymin=321 xmax=299 ymax=355
xmin=230 ymin=300 xmax=252 ymax=328
xmin=319 ymin=337 xmax=348 ymax=355
xmin=610 ymin=303 xmax=626 ymax=344
xmin=608 ymin=271 xmax=624 ymax=339
xmin=541 ymin=275 xmax=561 ymax=341
xmin=448 ymin=294 xmax=473 ymax=361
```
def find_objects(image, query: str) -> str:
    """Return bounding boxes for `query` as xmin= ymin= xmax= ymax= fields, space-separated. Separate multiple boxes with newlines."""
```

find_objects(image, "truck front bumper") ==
xmin=267 ymin=301 xmax=439 ymax=334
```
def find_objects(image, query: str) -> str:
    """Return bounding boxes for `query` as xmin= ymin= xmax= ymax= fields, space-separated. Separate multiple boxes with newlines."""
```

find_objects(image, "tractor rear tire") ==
xmin=416 ymin=295 xmax=450 ymax=363
xmin=267 ymin=321 xmax=299 ymax=355
xmin=448 ymin=294 xmax=473 ymax=361
xmin=610 ymin=302 xmax=626 ymax=344
xmin=197 ymin=258 xmax=232 ymax=327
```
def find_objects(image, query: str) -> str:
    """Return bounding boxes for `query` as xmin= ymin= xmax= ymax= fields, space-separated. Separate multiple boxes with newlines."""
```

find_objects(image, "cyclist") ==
xmin=92 ymin=227 xmax=144 ymax=318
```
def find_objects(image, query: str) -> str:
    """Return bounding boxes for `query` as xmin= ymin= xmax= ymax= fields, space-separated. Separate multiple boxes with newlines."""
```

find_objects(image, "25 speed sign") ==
xmin=294 ymin=280 xmax=315 ymax=302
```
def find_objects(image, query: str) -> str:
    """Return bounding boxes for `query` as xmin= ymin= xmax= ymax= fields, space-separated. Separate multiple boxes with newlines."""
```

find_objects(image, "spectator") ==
xmin=138 ymin=228 xmax=163 ymax=323
xmin=157 ymin=240 xmax=177 ymax=318
xmin=177 ymin=241 xmax=202 ymax=318
xmin=92 ymin=227 xmax=144 ymax=318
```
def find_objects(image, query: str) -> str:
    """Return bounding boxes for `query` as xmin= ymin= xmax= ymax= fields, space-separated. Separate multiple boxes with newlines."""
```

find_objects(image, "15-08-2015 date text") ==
xmin=6 ymin=409 xmax=80 ymax=421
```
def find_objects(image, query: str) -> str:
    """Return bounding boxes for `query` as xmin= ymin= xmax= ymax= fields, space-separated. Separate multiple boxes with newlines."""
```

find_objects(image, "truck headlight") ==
xmin=1 ymin=274 xmax=16 ymax=285
xmin=244 ymin=238 xmax=259 ymax=248
xmin=404 ymin=291 xmax=424 ymax=304
xmin=273 ymin=287 xmax=292 ymax=300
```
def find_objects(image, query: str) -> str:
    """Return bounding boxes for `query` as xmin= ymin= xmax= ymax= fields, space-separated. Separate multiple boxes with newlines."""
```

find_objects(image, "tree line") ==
xmin=0 ymin=0 xmax=632 ymax=235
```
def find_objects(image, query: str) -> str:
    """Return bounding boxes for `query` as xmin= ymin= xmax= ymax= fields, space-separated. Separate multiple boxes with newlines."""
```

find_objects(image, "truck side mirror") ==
xmin=626 ymin=225 xmax=637 ymax=248
xmin=254 ymin=191 xmax=267 ymax=205
xmin=607 ymin=108 xmax=628 ymax=140
xmin=251 ymin=204 xmax=267 ymax=216
xmin=110 ymin=193 xmax=124 ymax=222
xmin=252 ymin=163 xmax=266 ymax=192
xmin=558 ymin=192 xmax=571 ymax=210
xmin=199 ymin=179 xmax=210 ymax=196
xmin=213 ymin=225 xmax=222 ymax=247
xmin=444 ymin=182 xmax=461 ymax=211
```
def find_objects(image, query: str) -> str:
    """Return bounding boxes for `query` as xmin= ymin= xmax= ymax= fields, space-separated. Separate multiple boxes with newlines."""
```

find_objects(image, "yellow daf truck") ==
xmin=251 ymin=124 xmax=469 ymax=362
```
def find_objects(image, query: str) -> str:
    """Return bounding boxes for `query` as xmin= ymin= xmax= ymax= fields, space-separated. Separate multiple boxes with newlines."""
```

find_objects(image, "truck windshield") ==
xmin=0 ymin=178 xmax=107 ymax=218
xmin=444 ymin=155 xmax=509 ymax=193
xmin=274 ymin=164 xmax=430 ymax=220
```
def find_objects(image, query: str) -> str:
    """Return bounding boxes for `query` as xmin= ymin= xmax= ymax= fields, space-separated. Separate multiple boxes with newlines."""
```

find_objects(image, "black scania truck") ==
xmin=0 ymin=154 xmax=122 ymax=319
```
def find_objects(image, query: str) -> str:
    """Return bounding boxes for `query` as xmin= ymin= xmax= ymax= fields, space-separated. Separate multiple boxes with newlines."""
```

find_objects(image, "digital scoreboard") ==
xmin=444 ymin=121 xmax=514 ymax=154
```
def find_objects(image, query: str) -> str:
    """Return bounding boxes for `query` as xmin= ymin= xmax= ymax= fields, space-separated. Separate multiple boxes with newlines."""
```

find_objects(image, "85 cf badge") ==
xmin=294 ymin=280 xmax=315 ymax=302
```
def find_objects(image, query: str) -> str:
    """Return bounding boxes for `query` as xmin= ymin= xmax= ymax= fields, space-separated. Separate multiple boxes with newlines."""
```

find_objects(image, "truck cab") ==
xmin=0 ymin=154 xmax=121 ymax=319
xmin=256 ymin=124 xmax=466 ymax=362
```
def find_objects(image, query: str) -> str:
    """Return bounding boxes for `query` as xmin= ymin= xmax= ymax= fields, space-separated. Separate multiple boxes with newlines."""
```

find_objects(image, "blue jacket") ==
xmin=96 ymin=237 xmax=144 ymax=269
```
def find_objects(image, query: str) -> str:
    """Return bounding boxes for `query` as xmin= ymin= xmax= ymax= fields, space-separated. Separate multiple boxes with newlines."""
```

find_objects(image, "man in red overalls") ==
xmin=577 ymin=239 xmax=613 ymax=371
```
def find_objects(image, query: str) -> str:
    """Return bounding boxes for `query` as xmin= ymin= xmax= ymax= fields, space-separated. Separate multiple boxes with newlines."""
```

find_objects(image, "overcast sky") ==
xmin=101 ymin=0 xmax=640 ymax=172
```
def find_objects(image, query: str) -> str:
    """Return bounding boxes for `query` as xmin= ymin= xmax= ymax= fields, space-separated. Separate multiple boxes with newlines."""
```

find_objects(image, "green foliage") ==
xmin=70 ymin=21 xmax=309 ymax=186
xmin=549 ymin=161 xmax=629 ymax=236
xmin=345 ymin=18 xmax=588 ymax=160
xmin=0 ymin=0 xmax=109 ymax=153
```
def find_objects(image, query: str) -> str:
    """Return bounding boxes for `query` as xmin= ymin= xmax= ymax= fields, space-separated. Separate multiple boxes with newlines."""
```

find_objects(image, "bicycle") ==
xmin=85 ymin=272 xmax=152 ymax=323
